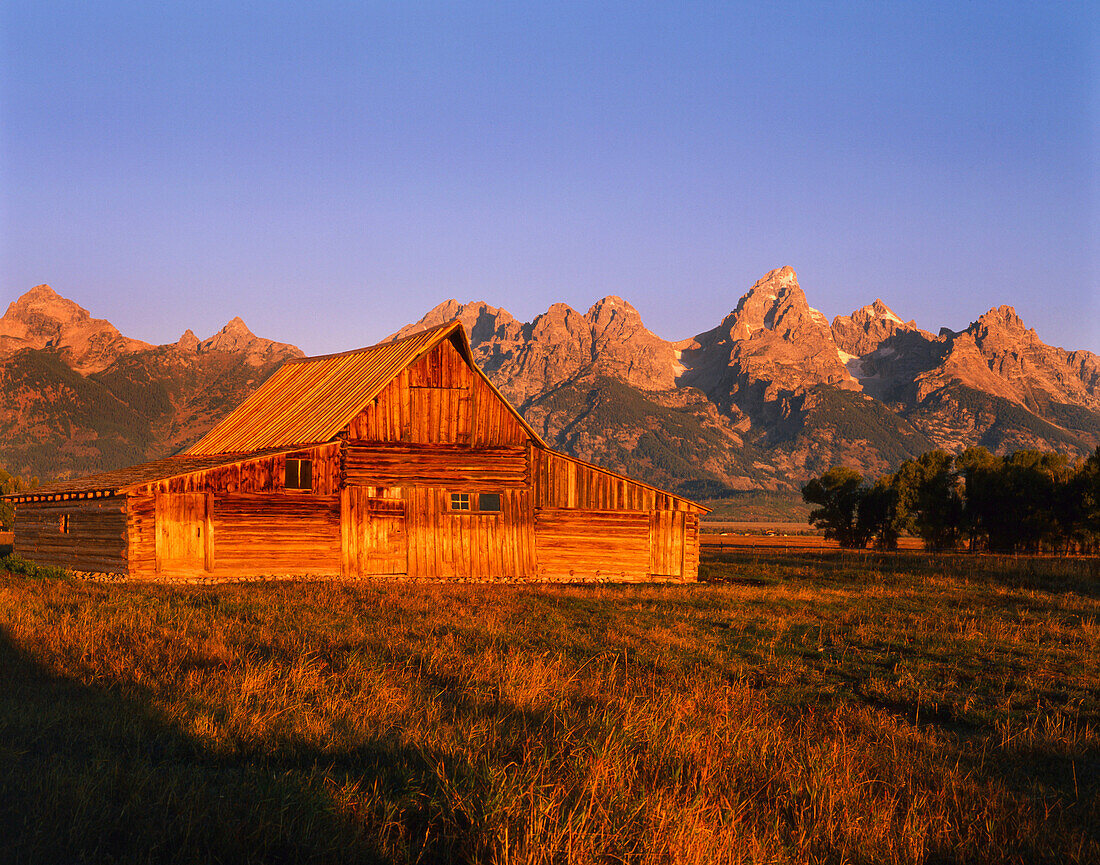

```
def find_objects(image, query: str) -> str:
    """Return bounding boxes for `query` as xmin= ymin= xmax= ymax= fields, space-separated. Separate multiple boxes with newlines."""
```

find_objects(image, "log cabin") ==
xmin=4 ymin=322 xmax=707 ymax=582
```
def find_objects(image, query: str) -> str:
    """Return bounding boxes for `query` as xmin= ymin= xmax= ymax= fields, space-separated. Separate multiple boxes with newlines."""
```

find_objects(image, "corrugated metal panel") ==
xmin=186 ymin=323 xmax=462 ymax=455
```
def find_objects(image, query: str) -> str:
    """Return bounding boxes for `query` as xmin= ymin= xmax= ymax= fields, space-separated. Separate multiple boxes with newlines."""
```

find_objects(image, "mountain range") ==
xmin=2 ymin=270 xmax=1098 ymax=501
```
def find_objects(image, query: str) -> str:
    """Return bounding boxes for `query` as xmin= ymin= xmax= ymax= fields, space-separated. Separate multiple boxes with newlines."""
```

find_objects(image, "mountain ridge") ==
xmin=1 ymin=272 xmax=1097 ymax=495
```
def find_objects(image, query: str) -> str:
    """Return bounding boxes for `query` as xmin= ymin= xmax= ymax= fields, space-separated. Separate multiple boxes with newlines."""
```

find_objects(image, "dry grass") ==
xmin=1 ymin=551 xmax=1097 ymax=864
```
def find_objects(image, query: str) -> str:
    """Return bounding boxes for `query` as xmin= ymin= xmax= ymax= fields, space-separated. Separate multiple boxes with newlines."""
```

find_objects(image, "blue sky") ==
xmin=2 ymin=2 xmax=1097 ymax=353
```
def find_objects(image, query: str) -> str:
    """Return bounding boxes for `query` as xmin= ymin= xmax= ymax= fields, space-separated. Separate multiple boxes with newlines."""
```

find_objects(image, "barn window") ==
xmin=477 ymin=493 xmax=501 ymax=512
xmin=449 ymin=492 xmax=501 ymax=513
xmin=58 ymin=514 xmax=70 ymax=533
xmin=285 ymin=458 xmax=312 ymax=491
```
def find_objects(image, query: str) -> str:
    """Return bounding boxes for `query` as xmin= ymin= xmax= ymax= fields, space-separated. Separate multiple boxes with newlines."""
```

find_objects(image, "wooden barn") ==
xmin=4 ymin=322 xmax=707 ymax=582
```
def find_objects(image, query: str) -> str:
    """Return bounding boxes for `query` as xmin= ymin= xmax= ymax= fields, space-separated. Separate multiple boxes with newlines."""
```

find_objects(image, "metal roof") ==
xmin=186 ymin=321 xmax=546 ymax=455
xmin=1 ymin=447 xmax=298 ymax=502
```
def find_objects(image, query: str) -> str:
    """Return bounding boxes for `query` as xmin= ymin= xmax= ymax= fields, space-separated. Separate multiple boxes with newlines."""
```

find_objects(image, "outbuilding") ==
xmin=5 ymin=322 xmax=706 ymax=581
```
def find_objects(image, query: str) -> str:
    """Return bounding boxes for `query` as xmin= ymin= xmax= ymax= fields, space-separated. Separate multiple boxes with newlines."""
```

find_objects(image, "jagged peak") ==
xmin=585 ymin=295 xmax=642 ymax=322
xmin=974 ymin=304 xmax=1025 ymax=330
xmin=964 ymin=305 xmax=1038 ymax=344
xmin=719 ymin=266 xmax=832 ymax=340
xmin=20 ymin=284 xmax=65 ymax=301
xmin=219 ymin=316 xmax=254 ymax=336
xmin=868 ymin=299 xmax=904 ymax=324
xmin=385 ymin=299 xmax=521 ymax=343
xmin=4 ymin=283 xmax=91 ymax=322
xmin=176 ymin=329 xmax=200 ymax=351
xmin=740 ymin=266 xmax=800 ymax=303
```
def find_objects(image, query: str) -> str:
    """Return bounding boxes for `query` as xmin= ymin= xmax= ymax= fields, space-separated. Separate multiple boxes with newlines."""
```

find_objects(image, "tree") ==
xmin=802 ymin=466 xmax=870 ymax=549
xmin=0 ymin=467 xmax=37 ymax=531
xmin=996 ymin=450 xmax=1073 ymax=553
xmin=1067 ymin=447 xmax=1100 ymax=553
xmin=892 ymin=450 xmax=962 ymax=550
xmin=957 ymin=447 xmax=1002 ymax=551
xmin=857 ymin=474 xmax=905 ymax=550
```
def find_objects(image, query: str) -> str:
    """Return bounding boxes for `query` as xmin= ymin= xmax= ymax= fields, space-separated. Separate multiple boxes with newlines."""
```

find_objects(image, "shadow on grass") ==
xmin=0 ymin=625 xmax=481 ymax=865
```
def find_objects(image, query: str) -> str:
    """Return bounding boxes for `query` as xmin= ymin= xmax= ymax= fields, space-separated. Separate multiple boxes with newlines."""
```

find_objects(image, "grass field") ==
xmin=1 ymin=551 xmax=1097 ymax=864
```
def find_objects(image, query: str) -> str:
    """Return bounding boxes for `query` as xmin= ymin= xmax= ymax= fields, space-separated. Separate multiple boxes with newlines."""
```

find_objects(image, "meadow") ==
xmin=0 ymin=550 xmax=1097 ymax=864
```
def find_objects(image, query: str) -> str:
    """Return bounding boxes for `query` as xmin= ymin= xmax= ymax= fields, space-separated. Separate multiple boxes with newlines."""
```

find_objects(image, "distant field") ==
xmin=701 ymin=526 xmax=926 ymax=551
xmin=702 ymin=520 xmax=816 ymax=534
xmin=1 ymin=551 xmax=1097 ymax=864
xmin=698 ymin=490 xmax=811 ymax=523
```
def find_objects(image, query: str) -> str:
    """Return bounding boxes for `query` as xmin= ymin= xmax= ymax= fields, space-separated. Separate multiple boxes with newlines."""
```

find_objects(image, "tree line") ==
xmin=802 ymin=447 xmax=1100 ymax=554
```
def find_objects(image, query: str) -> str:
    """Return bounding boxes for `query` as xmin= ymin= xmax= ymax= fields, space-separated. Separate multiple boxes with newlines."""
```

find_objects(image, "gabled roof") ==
xmin=186 ymin=321 xmax=546 ymax=455
xmin=2 ymin=447 xmax=297 ymax=502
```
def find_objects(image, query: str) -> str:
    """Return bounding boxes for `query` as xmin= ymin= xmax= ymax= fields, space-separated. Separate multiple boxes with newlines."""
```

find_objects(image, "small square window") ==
xmin=478 ymin=493 xmax=501 ymax=512
xmin=450 ymin=492 xmax=470 ymax=511
xmin=285 ymin=458 xmax=312 ymax=491
xmin=58 ymin=514 xmax=70 ymax=534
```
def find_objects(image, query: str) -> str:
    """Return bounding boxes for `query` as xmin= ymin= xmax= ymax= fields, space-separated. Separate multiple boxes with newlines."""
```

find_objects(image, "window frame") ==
xmin=285 ymin=457 xmax=313 ymax=492
xmin=476 ymin=492 xmax=501 ymax=513
xmin=448 ymin=491 xmax=502 ymax=514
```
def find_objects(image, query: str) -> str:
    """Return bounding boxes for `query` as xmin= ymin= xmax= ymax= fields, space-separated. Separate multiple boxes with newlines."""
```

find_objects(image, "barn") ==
xmin=4 ymin=322 xmax=707 ymax=581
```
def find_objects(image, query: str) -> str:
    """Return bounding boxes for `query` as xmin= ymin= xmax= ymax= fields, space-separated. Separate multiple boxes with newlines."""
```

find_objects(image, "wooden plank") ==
xmin=12 ymin=498 xmax=129 ymax=575
xmin=535 ymin=508 xmax=652 ymax=581
xmin=343 ymin=444 xmax=528 ymax=488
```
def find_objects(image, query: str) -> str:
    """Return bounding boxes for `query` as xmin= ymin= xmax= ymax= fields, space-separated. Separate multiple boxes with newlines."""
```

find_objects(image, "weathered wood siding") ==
xmin=155 ymin=492 xmax=212 ymax=573
xmin=128 ymin=492 xmax=342 ymax=580
xmin=534 ymin=449 xmax=696 ymax=512
xmin=683 ymin=513 xmax=700 ymax=580
xmin=346 ymin=339 xmax=529 ymax=447
xmin=405 ymin=487 xmax=536 ymax=580
xmin=341 ymin=487 xmax=408 ymax=577
xmin=649 ymin=510 xmax=686 ymax=577
xmin=535 ymin=509 xmax=652 ymax=581
xmin=343 ymin=444 xmax=529 ymax=488
xmin=14 ymin=498 xmax=128 ymax=574
xmin=211 ymin=494 xmax=341 ymax=577
xmin=134 ymin=443 xmax=340 ymax=496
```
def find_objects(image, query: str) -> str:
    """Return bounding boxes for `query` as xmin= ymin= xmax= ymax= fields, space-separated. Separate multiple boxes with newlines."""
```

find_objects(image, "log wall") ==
xmin=343 ymin=444 xmax=529 ymax=488
xmin=13 ymin=498 xmax=128 ymax=574
xmin=346 ymin=339 xmax=529 ymax=447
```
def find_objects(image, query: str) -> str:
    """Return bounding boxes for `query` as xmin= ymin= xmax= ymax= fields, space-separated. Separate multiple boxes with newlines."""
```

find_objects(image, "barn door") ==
xmin=155 ymin=493 xmax=213 ymax=574
xmin=649 ymin=510 xmax=686 ymax=578
xmin=341 ymin=488 xmax=408 ymax=577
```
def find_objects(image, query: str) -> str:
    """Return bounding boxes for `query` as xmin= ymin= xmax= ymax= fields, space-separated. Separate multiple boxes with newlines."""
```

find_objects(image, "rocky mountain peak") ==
xmin=387 ymin=299 xmax=522 ymax=347
xmin=721 ymin=267 xmax=830 ymax=342
xmin=973 ymin=305 xmax=1027 ymax=336
xmin=197 ymin=317 xmax=301 ymax=366
xmin=585 ymin=295 xmax=638 ymax=324
xmin=832 ymin=298 xmax=922 ymax=357
xmin=868 ymin=299 xmax=904 ymax=323
xmin=0 ymin=284 xmax=152 ymax=373
xmin=176 ymin=329 xmax=200 ymax=351
xmin=681 ymin=267 xmax=856 ymax=405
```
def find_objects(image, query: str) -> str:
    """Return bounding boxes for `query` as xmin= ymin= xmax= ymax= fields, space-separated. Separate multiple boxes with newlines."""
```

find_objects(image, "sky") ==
xmin=2 ymin=1 xmax=1097 ymax=355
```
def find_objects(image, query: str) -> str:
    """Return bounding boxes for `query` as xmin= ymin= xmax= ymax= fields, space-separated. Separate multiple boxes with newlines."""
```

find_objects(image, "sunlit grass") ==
xmin=1 ymin=551 xmax=1097 ymax=863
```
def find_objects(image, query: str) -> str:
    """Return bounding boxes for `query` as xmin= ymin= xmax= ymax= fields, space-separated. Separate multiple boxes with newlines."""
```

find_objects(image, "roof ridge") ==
xmin=285 ymin=320 xmax=460 ymax=365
